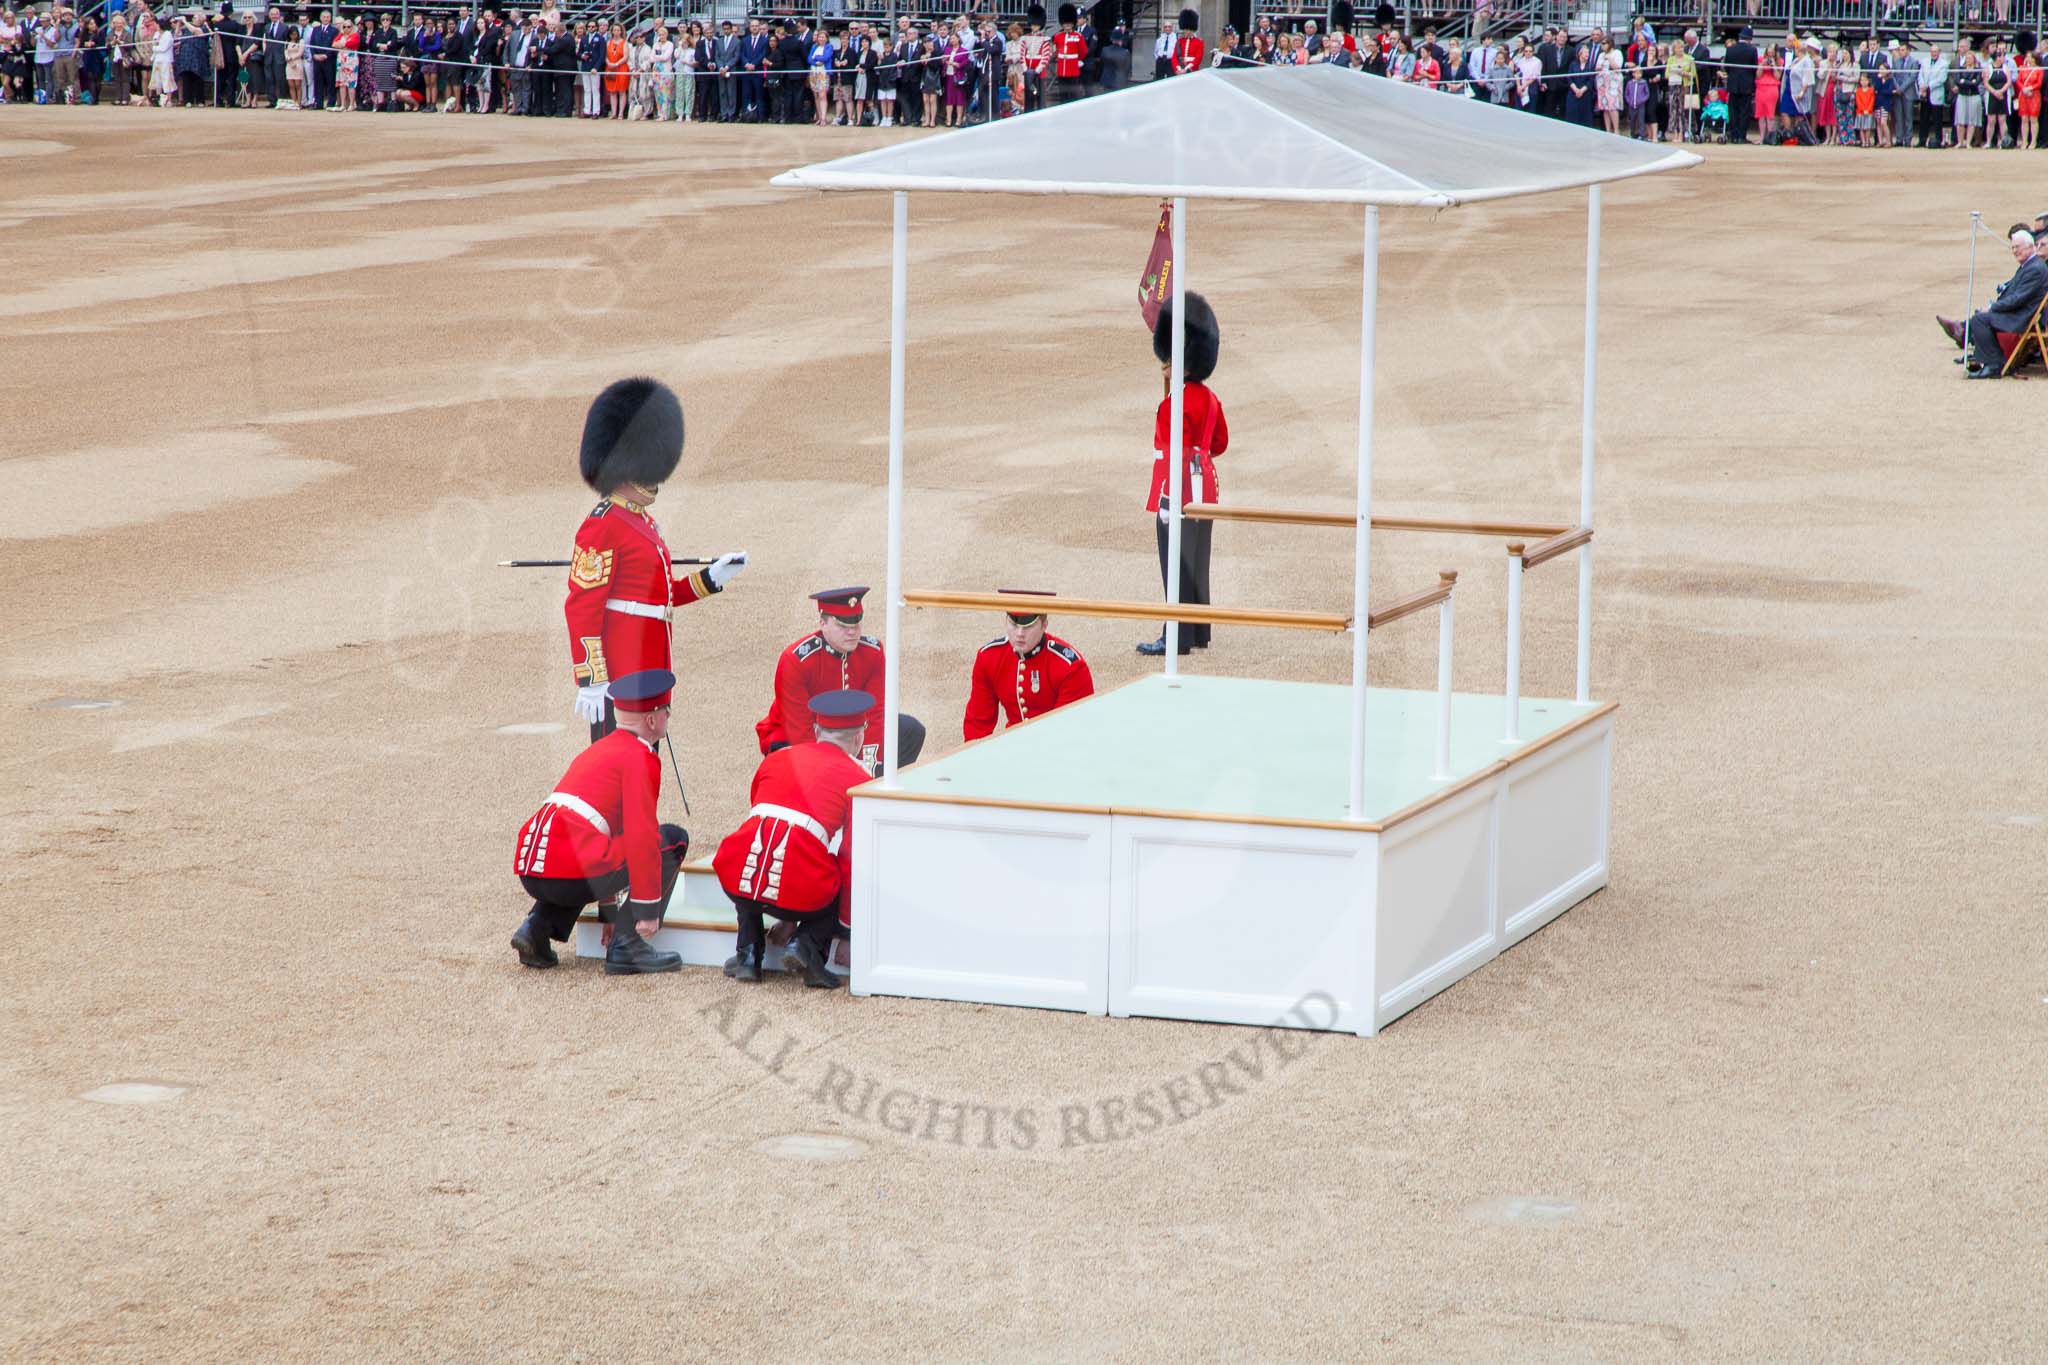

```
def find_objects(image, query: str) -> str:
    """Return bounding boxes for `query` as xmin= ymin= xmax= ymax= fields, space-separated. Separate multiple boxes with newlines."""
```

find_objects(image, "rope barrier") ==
xmin=31 ymin=21 xmax=2036 ymax=95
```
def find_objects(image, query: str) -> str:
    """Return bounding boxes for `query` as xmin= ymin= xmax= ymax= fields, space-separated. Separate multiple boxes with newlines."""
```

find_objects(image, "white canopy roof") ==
xmin=772 ymin=64 xmax=1699 ymax=207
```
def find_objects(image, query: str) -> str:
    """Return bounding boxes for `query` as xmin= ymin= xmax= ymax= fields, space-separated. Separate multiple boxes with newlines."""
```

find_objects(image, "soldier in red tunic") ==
xmin=1048 ymin=3 xmax=1086 ymax=103
xmin=567 ymin=377 xmax=748 ymax=741
xmin=715 ymin=689 xmax=875 ymax=988
xmin=511 ymin=669 xmax=689 ymax=976
xmin=1170 ymin=7 xmax=1204 ymax=73
xmin=754 ymin=586 xmax=925 ymax=773
xmin=1138 ymin=291 xmax=1226 ymax=657
xmin=963 ymin=590 xmax=1095 ymax=741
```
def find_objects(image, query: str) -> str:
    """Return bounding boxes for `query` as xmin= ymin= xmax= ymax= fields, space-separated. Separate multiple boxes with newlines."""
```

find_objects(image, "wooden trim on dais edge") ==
xmin=1368 ymin=762 xmax=1505 ymax=833
xmin=1374 ymin=701 xmax=1620 ymax=831
xmin=1500 ymin=699 xmax=1620 ymax=766
xmin=850 ymin=786 xmax=1115 ymax=819
xmin=856 ymin=700 xmax=1620 ymax=837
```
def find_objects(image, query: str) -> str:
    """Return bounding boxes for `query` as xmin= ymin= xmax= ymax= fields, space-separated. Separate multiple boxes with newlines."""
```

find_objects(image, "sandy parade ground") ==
xmin=1 ymin=105 xmax=2044 ymax=1358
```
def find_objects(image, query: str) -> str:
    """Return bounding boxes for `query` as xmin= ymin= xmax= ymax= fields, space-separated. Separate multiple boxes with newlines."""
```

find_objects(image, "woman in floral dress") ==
xmin=1595 ymin=37 xmax=1623 ymax=135
xmin=335 ymin=19 xmax=358 ymax=110
xmin=650 ymin=25 xmax=675 ymax=121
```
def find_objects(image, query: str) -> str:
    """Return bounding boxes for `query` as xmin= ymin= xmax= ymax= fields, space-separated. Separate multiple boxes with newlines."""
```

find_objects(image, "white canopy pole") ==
xmin=1164 ymin=196 xmax=1187 ymax=673
xmin=1348 ymin=205 xmax=1380 ymax=821
xmin=882 ymin=191 xmax=908 ymax=780
xmin=1576 ymin=184 xmax=1600 ymax=705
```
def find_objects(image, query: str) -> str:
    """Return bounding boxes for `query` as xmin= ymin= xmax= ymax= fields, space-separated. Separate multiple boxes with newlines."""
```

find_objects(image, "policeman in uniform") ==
xmin=511 ymin=669 xmax=689 ymax=976
xmin=566 ymin=376 xmax=748 ymax=741
xmin=963 ymin=590 xmax=1094 ymax=741
xmin=715 ymin=689 xmax=875 ymax=988
xmin=755 ymin=586 xmax=926 ymax=772
xmin=1139 ymin=291 xmax=1227 ymax=657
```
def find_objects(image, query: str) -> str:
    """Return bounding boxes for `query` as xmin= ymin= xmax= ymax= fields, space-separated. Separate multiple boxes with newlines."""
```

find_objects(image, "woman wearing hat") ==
xmin=1139 ymin=293 xmax=1226 ymax=658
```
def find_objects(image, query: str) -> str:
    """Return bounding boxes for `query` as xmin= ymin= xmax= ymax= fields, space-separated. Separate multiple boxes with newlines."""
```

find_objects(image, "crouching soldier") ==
xmin=511 ymin=669 xmax=689 ymax=976
xmin=715 ymin=689 xmax=873 ymax=988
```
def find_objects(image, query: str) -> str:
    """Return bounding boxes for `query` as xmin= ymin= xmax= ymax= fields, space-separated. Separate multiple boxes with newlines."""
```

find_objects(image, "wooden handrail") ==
xmin=1180 ymin=504 xmax=1571 ymax=539
xmin=1366 ymin=571 xmax=1457 ymax=631
xmin=901 ymin=590 xmax=1350 ymax=633
xmin=1520 ymin=526 xmax=1594 ymax=571
xmin=1180 ymin=504 xmax=1350 ymax=528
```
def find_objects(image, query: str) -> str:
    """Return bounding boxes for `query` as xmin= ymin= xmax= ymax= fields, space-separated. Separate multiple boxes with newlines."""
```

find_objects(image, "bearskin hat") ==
xmin=1331 ymin=0 xmax=1355 ymax=31
xmin=1374 ymin=3 xmax=1397 ymax=27
xmin=1153 ymin=292 xmax=1220 ymax=385
xmin=579 ymin=377 xmax=684 ymax=495
xmin=2017 ymin=29 xmax=2037 ymax=55
xmin=1026 ymin=2 xmax=1045 ymax=27
xmin=1058 ymin=2 xmax=1078 ymax=24
xmin=1178 ymin=7 xmax=1199 ymax=31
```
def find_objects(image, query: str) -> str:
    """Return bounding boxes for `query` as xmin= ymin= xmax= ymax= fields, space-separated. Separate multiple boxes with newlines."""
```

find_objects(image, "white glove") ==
xmin=574 ymin=683 xmax=609 ymax=724
xmin=707 ymin=550 xmax=748 ymax=591
xmin=1157 ymin=502 xmax=1173 ymax=524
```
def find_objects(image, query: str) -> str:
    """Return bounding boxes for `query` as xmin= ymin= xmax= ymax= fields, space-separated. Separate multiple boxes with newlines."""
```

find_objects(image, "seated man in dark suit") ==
xmin=1937 ymin=226 xmax=2048 ymax=378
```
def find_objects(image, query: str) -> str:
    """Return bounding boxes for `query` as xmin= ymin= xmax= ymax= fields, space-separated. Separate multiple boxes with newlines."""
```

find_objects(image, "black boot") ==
xmin=723 ymin=951 xmax=762 ymax=983
xmin=604 ymin=919 xmax=682 ymax=975
xmin=510 ymin=905 xmax=559 ymax=968
xmin=793 ymin=935 xmax=842 ymax=990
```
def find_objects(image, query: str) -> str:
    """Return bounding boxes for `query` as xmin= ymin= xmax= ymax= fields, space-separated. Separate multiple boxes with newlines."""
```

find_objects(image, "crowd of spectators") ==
xmin=0 ymin=0 xmax=2040 ymax=154
xmin=0 ymin=0 xmax=1145 ymax=119
xmin=1208 ymin=14 xmax=2042 ymax=148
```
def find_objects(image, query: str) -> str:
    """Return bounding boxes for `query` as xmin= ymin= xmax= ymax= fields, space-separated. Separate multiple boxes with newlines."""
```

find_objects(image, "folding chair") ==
xmin=1999 ymin=293 xmax=2048 ymax=378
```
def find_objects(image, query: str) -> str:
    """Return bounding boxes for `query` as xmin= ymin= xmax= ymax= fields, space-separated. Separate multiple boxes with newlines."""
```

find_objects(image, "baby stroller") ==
xmin=1700 ymin=86 xmax=1729 ymax=143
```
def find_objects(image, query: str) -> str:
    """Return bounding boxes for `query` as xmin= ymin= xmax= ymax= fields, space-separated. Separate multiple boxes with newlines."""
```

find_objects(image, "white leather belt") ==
xmin=750 ymin=802 xmax=842 ymax=855
xmin=605 ymin=599 xmax=669 ymax=621
xmin=545 ymin=791 xmax=611 ymax=837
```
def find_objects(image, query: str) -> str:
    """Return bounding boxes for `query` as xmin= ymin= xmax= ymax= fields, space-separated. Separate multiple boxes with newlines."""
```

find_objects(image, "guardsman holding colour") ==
xmin=1139 ymin=291 xmax=1226 ymax=657
xmin=511 ymin=669 xmax=690 ymax=976
xmin=715 ymin=689 xmax=874 ymax=989
xmin=963 ymin=590 xmax=1094 ymax=741
xmin=566 ymin=377 xmax=748 ymax=741
xmin=755 ymin=586 xmax=926 ymax=772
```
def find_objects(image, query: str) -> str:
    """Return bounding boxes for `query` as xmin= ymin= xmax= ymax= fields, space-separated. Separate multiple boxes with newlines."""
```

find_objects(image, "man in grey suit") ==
xmin=260 ymin=6 xmax=287 ymax=105
xmin=1938 ymin=228 xmax=2048 ymax=378
xmin=713 ymin=20 xmax=740 ymax=121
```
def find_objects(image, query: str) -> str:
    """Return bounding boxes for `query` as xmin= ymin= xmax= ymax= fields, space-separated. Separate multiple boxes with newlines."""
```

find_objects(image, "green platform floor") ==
xmin=873 ymin=674 xmax=1600 ymax=827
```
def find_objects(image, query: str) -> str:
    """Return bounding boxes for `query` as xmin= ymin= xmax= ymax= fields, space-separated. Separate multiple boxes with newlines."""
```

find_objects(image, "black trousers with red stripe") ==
xmin=519 ymin=823 xmax=688 ymax=939
xmin=1155 ymin=515 xmax=1213 ymax=648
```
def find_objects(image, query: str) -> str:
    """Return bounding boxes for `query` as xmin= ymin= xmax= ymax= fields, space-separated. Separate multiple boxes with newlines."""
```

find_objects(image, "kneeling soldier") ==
xmin=963 ymin=590 xmax=1095 ymax=741
xmin=715 ymin=689 xmax=874 ymax=989
xmin=755 ymin=585 xmax=925 ymax=773
xmin=511 ymin=669 xmax=689 ymax=976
